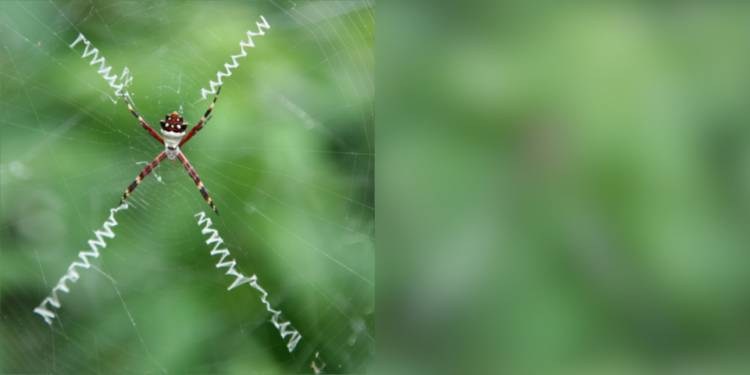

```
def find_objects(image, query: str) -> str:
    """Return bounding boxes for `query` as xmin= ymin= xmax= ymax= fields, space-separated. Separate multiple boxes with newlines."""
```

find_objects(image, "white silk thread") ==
xmin=195 ymin=211 xmax=302 ymax=352
xmin=198 ymin=15 xmax=270 ymax=100
xmin=34 ymin=203 xmax=129 ymax=325
xmin=69 ymin=33 xmax=133 ymax=102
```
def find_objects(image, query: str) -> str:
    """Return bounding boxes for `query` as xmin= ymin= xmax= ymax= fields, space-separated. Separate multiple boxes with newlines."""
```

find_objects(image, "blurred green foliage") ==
xmin=379 ymin=2 xmax=750 ymax=374
xmin=1 ymin=1 xmax=373 ymax=373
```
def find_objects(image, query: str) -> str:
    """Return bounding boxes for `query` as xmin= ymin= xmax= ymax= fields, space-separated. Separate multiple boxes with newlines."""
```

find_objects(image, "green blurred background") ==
xmin=379 ymin=2 xmax=750 ymax=374
xmin=0 ymin=1 xmax=373 ymax=373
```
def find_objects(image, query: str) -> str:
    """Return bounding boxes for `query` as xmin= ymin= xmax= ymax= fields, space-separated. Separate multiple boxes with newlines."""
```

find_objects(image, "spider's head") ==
xmin=160 ymin=112 xmax=187 ymax=134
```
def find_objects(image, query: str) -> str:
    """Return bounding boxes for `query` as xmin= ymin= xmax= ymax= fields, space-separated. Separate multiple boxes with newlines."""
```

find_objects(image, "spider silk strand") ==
xmin=69 ymin=33 xmax=133 ymax=103
xmin=199 ymin=15 xmax=270 ymax=100
xmin=195 ymin=211 xmax=303 ymax=352
xmin=34 ymin=203 xmax=130 ymax=325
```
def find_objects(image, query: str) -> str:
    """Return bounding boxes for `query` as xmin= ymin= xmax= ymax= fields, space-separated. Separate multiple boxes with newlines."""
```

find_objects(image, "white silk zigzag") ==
xmin=69 ymin=33 xmax=133 ymax=103
xmin=34 ymin=203 xmax=130 ymax=325
xmin=195 ymin=211 xmax=303 ymax=352
xmin=198 ymin=15 xmax=270 ymax=100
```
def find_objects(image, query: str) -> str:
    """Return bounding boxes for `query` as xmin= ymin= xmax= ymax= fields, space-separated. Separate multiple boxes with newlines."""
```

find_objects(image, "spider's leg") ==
xmin=120 ymin=151 xmax=167 ymax=204
xmin=176 ymin=151 xmax=219 ymax=214
xmin=179 ymin=86 xmax=222 ymax=147
xmin=124 ymin=95 xmax=164 ymax=144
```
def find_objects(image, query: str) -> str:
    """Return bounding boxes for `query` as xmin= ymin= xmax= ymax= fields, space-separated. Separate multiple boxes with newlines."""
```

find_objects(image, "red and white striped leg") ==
xmin=120 ymin=151 xmax=167 ymax=204
xmin=176 ymin=152 xmax=218 ymax=214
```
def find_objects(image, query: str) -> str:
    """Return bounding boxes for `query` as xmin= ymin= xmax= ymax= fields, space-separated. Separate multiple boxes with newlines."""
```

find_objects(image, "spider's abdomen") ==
xmin=165 ymin=146 xmax=179 ymax=160
xmin=161 ymin=130 xmax=183 ymax=160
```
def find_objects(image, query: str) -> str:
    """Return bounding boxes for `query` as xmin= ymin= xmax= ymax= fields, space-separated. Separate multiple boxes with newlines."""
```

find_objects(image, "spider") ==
xmin=120 ymin=87 xmax=222 ymax=214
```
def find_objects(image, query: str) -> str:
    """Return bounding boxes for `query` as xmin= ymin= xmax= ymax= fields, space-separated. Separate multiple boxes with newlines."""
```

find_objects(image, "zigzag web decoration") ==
xmin=34 ymin=203 xmax=130 ymax=325
xmin=195 ymin=211 xmax=303 ymax=352
xmin=69 ymin=33 xmax=133 ymax=103
xmin=198 ymin=15 xmax=270 ymax=100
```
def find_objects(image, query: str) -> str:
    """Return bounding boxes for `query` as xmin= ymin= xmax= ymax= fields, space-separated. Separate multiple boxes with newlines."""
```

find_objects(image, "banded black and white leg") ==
xmin=123 ymin=95 xmax=164 ymax=144
xmin=176 ymin=151 xmax=218 ymax=214
xmin=120 ymin=151 xmax=167 ymax=204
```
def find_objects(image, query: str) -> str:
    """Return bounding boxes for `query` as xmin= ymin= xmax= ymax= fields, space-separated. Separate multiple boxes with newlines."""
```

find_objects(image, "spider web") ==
xmin=0 ymin=1 xmax=374 ymax=373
